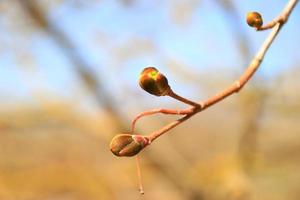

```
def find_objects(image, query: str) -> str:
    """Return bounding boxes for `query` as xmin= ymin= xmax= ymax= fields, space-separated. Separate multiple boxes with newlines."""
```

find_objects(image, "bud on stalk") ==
xmin=246 ymin=11 xmax=263 ymax=28
xmin=139 ymin=67 xmax=171 ymax=96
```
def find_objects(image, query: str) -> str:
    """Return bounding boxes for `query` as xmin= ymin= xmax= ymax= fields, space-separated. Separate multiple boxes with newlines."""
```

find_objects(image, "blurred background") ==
xmin=0 ymin=0 xmax=300 ymax=199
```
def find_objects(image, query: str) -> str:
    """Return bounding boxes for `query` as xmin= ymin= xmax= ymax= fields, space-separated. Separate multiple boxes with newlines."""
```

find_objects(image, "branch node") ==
xmin=235 ymin=81 xmax=241 ymax=92
xmin=199 ymin=101 xmax=205 ymax=109
xmin=279 ymin=15 xmax=288 ymax=24
xmin=144 ymin=136 xmax=151 ymax=144
xmin=254 ymin=56 xmax=263 ymax=65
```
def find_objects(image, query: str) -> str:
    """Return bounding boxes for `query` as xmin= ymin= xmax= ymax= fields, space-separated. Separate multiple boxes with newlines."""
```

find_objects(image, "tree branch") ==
xmin=147 ymin=0 xmax=298 ymax=142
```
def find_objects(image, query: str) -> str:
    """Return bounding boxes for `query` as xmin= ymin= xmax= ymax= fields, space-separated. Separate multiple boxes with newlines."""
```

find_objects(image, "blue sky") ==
xmin=0 ymin=0 xmax=299 ymax=109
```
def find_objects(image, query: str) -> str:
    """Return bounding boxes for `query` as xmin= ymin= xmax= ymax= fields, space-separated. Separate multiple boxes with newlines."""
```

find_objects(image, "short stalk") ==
xmin=167 ymin=89 xmax=201 ymax=108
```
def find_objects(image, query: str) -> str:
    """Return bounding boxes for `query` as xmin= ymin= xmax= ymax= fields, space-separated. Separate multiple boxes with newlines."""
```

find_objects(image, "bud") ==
xmin=110 ymin=134 xmax=150 ymax=157
xmin=246 ymin=12 xmax=263 ymax=28
xmin=139 ymin=67 xmax=171 ymax=96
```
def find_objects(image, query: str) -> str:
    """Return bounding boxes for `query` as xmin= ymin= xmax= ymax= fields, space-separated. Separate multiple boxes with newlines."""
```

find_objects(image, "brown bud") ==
xmin=246 ymin=11 xmax=263 ymax=28
xmin=110 ymin=134 xmax=149 ymax=157
xmin=139 ymin=67 xmax=171 ymax=96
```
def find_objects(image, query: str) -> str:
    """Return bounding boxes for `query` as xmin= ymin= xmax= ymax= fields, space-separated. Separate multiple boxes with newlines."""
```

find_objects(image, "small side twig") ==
xmin=131 ymin=107 xmax=194 ymax=133
xmin=167 ymin=90 xmax=202 ymax=108
xmin=256 ymin=0 xmax=297 ymax=31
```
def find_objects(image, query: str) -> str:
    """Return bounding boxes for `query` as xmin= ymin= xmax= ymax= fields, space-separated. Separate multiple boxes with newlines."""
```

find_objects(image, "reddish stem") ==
xmin=167 ymin=90 xmax=201 ymax=108
xmin=131 ymin=107 xmax=194 ymax=133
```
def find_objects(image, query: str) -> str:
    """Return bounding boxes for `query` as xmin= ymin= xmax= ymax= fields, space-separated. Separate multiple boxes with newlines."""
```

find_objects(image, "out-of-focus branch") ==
xmin=215 ymin=0 xmax=251 ymax=62
xmin=238 ymin=88 xmax=268 ymax=172
xmin=17 ymin=0 xmax=125 ymax=128
xmin=16 ymin=0 xmax=128 ymax=130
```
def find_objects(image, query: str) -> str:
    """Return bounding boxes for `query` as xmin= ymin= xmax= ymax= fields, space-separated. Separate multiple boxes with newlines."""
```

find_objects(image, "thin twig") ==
xmin=131 ymin=108 xmax=194 ymax=133
xmin=147 ymin=0 xmax=298 ymax=142
xmin=257 ymin=0 xmax=298 ymax=31
xmin=167 ymin=90 xmax=202 ymax=107
xmin=131 ymin=90 xmax=201 ymax=133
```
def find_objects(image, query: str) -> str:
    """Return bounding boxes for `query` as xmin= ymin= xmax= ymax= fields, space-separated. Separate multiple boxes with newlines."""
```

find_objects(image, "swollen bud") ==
xmin=246 ymin=11 xmax=263 ymax=28
xmin=139 ymin=67 xmax=171 ymax=96
xmin=110 ymin=134 xmax=150 ymax=157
